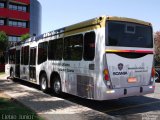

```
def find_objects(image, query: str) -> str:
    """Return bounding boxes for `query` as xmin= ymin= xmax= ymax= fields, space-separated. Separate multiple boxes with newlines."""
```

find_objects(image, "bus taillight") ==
xmin=152 ymin=67 xmax=156 ymax=77
xmin=103 ymin=69 xmax=109 ymax=81
xmin=149 ymin=67 xmax=155 ymax=85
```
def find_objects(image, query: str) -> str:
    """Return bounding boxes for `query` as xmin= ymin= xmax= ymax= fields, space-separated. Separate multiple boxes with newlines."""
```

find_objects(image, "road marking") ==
xmin=103 ymin=100 xmax=160 ymax=113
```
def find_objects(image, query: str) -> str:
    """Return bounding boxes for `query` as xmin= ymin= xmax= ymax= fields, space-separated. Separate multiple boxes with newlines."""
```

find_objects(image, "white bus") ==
xmin=5 ymin=16 xmax=155 ymax=100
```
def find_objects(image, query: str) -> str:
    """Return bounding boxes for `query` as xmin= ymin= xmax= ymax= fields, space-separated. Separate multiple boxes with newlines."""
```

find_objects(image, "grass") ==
xmin=0 ymin=93 xmax=44 ymax=120
xmin=0 ymin=72 xmax=5 ymax=75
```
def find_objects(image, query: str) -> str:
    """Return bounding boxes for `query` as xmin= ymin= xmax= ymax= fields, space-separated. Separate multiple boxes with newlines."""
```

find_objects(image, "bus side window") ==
xmin=24 ymin=46 xmax=29 ymax=65
xmin=38 ymin=42 xmax=48 ymax=64
xmin=4 ymin=52 xmax=8 ymax=64
xmin=63 ymin=34 xmax=83 ymax=61
xmin=83 ymin=32 xmax=95 ymax=61
xmin=21 ymin=46 xmax=29 ymax=65
xmin=9 ymin=49 xmax=16 ymax=64
xmin=30 ymin=48 xmax=36 ymax=65
xmin=48 ymin=38 xmax=63 ymax=60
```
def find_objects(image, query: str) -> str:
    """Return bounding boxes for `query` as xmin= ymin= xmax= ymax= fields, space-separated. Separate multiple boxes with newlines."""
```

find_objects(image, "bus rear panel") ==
xmin=94 ymin=19 xmax=154 ymax=100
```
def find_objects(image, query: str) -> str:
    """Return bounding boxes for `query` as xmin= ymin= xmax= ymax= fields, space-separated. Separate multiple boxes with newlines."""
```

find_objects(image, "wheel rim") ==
xmin=41 ymin=77 xmax=47 ymax=90
xmin=54 ymin=80 xmax=61 ymax=93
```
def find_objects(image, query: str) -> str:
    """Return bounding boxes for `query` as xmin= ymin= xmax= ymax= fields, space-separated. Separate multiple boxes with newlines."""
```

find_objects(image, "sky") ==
xmin=38 ymin=0 xmax=160 ymax=34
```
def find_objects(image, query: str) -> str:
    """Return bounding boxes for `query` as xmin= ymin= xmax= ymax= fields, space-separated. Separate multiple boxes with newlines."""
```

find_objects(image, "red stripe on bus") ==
xmin=106 ymin=49 xmax=153 ymax=53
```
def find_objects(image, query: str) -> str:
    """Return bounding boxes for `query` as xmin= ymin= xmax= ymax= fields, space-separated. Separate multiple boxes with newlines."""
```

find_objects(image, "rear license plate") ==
xmin=128 ymin=77 xmax=137 ymax=83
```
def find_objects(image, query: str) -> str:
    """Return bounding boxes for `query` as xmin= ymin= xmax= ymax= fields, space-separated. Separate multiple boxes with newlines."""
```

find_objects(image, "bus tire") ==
xmin=40 ymin=73 xmax=48 ymax=92
xmin=51 ymin=77 xmax=62 ymax=95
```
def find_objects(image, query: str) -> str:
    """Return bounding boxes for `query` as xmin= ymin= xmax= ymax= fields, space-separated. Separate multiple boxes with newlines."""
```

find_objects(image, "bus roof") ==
xmin=15 ymin=15 xmax=152 ymax=45
xmin=107 ymin=16 xmax=151 ymax=26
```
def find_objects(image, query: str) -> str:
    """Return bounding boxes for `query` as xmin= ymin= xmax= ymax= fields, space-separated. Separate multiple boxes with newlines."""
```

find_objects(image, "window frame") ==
xmin=0 ymin=2 xmax=4 ymax=8
xmin=30 ymin=47 xmax=37 ymax=65
xmin=106 ymin=20 xmax=153 ymax=48
xmin=0 ymin=19 xmax=4 ymax=25
xmin=21 ymin=46 xmax=29 ymax=65
xmin=8 ymin=36 xmax=20 ymax=42
xmin=9 ymin=49 xmax=16 ymax=64
xmin=63 ymin=34 xmax=83 ymax=61
xmin=9 ymin=4 xmax=27 ymax=12
xmin=38 ymin=42 xmax=48 ymax=64
xmin=83 ymin=31 xmax=96 ymax=61
xmin=48 ymin=38 xmax=63 ymax=60
xmin=9 ymin=20 xmax=27 ymax=28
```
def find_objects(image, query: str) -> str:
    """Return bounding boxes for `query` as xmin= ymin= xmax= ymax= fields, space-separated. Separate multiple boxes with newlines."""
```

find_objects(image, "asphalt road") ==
xmin=0 ymin=75 xmax=160 ymax=120
xmin=61 ymin=82 xmax=160 ymax=120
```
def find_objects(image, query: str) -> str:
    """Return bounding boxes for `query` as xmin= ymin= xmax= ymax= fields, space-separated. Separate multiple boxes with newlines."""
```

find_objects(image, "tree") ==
xmin=154 ymin=31 xmax=160 ymax=65
xmin=20 ymin=33 xmax=30 ymax=41
xmin=0 ymin=31 xmax=8 ymax=51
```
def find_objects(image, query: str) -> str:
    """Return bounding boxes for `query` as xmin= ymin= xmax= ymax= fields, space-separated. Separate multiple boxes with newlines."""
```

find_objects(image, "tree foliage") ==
xmin=154 ymin=31 xmax=160 ymax=64
xmin=0 ymin=31 xmax=8 ymax=51
xmin=20 ymin=33 xmax=30 ymax=41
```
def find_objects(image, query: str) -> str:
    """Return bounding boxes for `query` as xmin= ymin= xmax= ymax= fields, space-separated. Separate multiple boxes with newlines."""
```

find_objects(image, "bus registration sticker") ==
xmin=128 ymin=77 xmax=137 ymax=83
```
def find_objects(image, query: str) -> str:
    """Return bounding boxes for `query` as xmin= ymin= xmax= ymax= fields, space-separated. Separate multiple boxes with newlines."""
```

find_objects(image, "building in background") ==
xmin=0 ymin=0 xmax=41 ymax=71
xmin=0 ymin=0 xmax=41 ymax=45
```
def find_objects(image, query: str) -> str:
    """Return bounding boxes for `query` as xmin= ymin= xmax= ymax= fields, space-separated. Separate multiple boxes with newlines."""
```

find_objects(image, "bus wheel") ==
xmin=40 ymin=73 xmax=48 ymax=92
xmin=52 ymin=77 xmax=61 ymax=95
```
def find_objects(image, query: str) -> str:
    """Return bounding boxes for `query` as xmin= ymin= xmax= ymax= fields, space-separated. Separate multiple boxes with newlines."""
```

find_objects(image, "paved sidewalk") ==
xmin=0 ymin=74 xmax=114 ymax=120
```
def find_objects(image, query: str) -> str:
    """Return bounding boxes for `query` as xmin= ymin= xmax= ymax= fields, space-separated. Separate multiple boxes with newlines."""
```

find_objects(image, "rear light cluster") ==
xmin=103 ymin=69 xmax=112 ymax=88
xmin=103 ymin=69 xmax=109 ymax=81
xmin=151 ymin=67 xmax=156 ymax=77
xmin=150 ymin=67 xmax=155 ymax=85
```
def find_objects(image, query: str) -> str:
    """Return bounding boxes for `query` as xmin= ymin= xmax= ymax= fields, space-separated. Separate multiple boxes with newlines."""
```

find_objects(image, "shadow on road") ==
xmin=0 ymin=78 xmax=74 ymax=113
xmin=1 ymin=78 xmax=160 ymax=118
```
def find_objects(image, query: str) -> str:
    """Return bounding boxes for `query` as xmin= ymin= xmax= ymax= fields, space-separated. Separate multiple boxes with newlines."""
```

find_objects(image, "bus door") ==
xmin=15 ymin=50 xmax=20 ymax=78
xmin=29 ymin=47 xmax=37 ymax=83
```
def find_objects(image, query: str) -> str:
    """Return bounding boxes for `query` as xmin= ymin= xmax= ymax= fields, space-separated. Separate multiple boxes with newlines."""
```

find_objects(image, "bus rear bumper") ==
xmin=95 ymin=85 xmax=155 ymax=101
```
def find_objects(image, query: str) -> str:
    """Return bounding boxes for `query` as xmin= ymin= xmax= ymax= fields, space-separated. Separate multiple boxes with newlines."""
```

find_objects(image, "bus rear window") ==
xmin=106 ymin=21 xmax=153 ymax=48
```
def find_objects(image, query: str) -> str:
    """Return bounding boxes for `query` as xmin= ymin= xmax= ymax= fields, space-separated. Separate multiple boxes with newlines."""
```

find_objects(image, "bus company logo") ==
xmin=118 ymin=63 xmax=123 ymax=71
xmin=113 ymin=63 xmax=127 ymax=76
